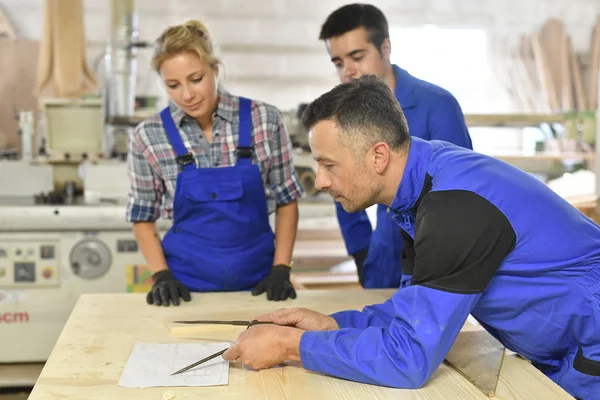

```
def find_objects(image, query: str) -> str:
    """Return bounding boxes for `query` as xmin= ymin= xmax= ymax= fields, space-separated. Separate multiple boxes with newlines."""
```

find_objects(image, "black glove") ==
xmin=251 ymin=264 xmax=296 ymax=301
xmin=146 ymin=270 xmax=191 ymax=307
xmin=352 ymin=247 xmax=369 ymax=287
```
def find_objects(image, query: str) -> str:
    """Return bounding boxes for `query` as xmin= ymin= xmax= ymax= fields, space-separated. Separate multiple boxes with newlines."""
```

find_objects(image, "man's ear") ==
xmin=371 ymin=142 xmax=390 ymax=174
xmin=380 ymin=38 xmax=391 ymax=61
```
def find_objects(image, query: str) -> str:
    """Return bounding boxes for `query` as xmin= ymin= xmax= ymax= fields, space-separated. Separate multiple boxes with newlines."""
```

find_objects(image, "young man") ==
xmin=319 ymin=3 xmax=473 ymax=288
xmin=222 ymin=76 xmax=600 ymax=400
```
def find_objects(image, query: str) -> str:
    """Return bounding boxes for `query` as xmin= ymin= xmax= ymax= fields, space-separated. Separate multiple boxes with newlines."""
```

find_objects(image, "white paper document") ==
xmin=118 ymin=342 xmax=230 ymax=388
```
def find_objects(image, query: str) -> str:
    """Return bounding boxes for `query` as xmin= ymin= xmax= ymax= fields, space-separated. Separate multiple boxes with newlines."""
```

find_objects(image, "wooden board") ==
xmin=539 ymin=19 xmax=568 ymax=111
xmin=28 ymin=292 xmax=574 ymax=399
xmin=520 ymin=35 xmax=543 ymax=112
xmin=531 ymin=32 xmax=560 ymax=111
xmin=569 ymin=38 xmax=588 ymax=111
xmin=560 ymin=34 xmax=573 ymax=111
xmin=0 ymin=39 xmax=39 ymax=154
xmin=587 ymin=16 xmax=600 ymax=110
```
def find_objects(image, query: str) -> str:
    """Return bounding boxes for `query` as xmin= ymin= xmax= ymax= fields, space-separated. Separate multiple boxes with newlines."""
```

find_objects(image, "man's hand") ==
xmin=254 ymin=308 xmax=339 ymax=331
xmin=252 ymin=264 xmax=296 ymax=301
xmin=222 ymin=324 xmax=302 ymax=370
xmin=146 ymin=270 xmax=191 ymax=307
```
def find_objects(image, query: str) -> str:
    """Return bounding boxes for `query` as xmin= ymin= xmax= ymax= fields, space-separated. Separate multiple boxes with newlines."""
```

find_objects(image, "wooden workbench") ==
xmin=28 ymin=290 xmax=573 ymax=399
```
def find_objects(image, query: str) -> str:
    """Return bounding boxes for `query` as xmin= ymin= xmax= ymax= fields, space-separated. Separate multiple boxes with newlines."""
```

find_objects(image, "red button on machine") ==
xmin=42 ymin=267 xmax=53 ymax=279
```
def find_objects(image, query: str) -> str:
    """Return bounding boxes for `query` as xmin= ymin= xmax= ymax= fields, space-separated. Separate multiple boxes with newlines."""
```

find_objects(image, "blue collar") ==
xmin=389 ymin=137 xmax=431 ymax=214
xmin=392 ymin=64 xmax=416 ymax=109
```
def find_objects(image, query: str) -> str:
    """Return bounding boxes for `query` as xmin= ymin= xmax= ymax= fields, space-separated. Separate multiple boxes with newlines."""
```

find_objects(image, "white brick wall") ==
xmin=2 ymin=0 xmax=599 ymax=153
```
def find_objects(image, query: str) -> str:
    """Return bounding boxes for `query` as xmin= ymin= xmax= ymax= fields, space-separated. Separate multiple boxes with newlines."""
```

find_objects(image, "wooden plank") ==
xmin=464 ymin=113 xmax=566 ymax=127
xmin=508 ymin=49 xmax=536 ymax=112
xmin=561 ymin=33 xmax=574 ymax=111
xmin=531 ymin=32 xmax=561 ymax=111
xmin=513 ymin=37 xmax=539 ymax=112
xmin=587 ymin=16 xmax=600 ymax=110
xmin=520 ymin=35 xmax=545 ymax=112
xmin=28 ymin=292 xmax=574 ymax=399
xmin=539 ymin=19 xmax=567 ymax=110
xmin=490 ymin=38 xmax=527 ymax=111
xmin=569 ymin=37 xmax=588 ymax=111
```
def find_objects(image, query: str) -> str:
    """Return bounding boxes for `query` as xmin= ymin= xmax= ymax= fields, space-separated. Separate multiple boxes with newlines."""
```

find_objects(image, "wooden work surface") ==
xmin=28 ymin=290 xmax=573 ymax=399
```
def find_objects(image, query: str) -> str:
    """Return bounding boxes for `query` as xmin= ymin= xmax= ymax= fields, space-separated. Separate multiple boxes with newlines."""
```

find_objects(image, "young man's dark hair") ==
xmin=319 ymin=3 xmax=389 ymax=53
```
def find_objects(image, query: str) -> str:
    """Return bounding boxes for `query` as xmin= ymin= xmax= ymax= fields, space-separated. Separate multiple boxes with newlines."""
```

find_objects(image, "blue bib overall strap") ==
xmin=236 ymin=97 xmax=253 ymax=165
xmin=160 ymin=107 xmax=196 ymax=172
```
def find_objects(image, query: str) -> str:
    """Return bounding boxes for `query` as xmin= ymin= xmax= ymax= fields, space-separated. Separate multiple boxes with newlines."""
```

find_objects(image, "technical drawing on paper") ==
xmin=118 ymin=342 xmax=230 ymax=388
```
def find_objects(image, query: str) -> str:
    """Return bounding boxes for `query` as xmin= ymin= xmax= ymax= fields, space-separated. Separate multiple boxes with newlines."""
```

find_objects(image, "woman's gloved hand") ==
xmin=146 ymin=269 xmax=191 ymax=307
xmin=252 ymin=264 xmax=297 ymax=301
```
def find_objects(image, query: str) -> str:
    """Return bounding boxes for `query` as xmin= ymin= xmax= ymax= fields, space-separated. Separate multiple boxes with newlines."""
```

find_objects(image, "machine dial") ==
xmin=69 ymin=238 xmax=112 ymax=279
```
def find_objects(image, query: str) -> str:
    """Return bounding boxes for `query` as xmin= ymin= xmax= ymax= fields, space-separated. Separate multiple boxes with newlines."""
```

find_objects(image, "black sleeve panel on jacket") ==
xmin=410 ymin=190 xmax=517 ymax=294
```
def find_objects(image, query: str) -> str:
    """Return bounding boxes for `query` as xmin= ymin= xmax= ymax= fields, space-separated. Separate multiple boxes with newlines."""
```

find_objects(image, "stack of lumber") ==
xmin=497 ymin=17 xmax=600 ymax=115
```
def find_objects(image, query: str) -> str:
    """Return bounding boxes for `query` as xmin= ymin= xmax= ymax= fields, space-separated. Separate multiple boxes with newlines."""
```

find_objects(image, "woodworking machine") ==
xmin=0 ymin=154 xmax=174 ymax=363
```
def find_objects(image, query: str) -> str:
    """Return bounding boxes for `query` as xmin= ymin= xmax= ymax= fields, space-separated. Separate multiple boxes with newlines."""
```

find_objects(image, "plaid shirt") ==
xmin=126 ymin=88 xmax=304 ymax=222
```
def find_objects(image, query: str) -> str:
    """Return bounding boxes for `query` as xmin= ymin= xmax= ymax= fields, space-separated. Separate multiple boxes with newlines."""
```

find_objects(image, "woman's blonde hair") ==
xmin=151 ymin=20 xmax=221 ymax=72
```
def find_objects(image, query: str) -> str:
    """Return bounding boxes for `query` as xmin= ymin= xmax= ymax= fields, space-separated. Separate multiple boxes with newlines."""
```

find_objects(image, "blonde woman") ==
xmin=127 ymin=20 xmax=304 ymax=306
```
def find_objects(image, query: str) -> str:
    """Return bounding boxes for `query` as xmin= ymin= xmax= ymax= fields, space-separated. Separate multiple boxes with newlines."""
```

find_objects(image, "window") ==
xmin=389 ymin=26 xmax=523 ymax=153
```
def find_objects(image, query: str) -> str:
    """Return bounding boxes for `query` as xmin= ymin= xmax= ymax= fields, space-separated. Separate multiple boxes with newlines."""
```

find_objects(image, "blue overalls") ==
xmin=300 ymin=138 xmax=600 ymax=399
xmin=336 ymin=65 xmax=473 ymax=288
xmin=159 ymin=97 xmax=274 ymax=291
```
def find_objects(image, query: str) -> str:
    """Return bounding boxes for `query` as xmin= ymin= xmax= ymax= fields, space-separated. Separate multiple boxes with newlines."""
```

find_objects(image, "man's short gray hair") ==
xmin=301 ymin=75 xmax=410 ymax=157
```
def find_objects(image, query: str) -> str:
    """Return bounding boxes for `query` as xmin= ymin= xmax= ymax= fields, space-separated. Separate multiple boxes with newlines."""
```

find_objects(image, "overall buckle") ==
xmin=237 ymin=146 xmax=253 ymax=159
xmin=176 ymin=152 xmax=195 ymax=166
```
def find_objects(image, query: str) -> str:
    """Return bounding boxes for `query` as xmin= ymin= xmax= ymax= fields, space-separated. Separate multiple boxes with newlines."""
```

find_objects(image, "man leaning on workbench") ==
xmin=222 ymin=76 xmax=600 ymax=400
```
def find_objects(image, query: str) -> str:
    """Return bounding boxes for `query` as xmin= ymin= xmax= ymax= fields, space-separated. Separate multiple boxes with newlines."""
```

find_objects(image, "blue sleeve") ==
xmin=428 ymin=95 xmax=473 ymax=150
xmin=299 ymin=190 xmax=516 ymax=388
xmin=301 ymin=287 xmax=480 ymax=388
xmin=335 ymin=201 xmax=372 ymax=255
xmin=330 ymin=298 xmax=396 ymax=330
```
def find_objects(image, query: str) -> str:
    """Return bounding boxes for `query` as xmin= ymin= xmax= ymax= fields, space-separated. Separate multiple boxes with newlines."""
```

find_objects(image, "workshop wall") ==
xmin=1 ymin=0 xmax=599 ymax=152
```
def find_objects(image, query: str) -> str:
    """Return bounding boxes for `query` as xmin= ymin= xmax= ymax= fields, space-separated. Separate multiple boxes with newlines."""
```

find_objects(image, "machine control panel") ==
xmin=0 ymin=241 xmax=60 ymax=288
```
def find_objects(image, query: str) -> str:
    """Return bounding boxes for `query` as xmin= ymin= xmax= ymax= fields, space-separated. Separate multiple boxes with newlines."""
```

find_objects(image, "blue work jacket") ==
xmin=336 ymin=65 xmax=473 ymax=288
xmin=303 ymin=138 xmax=600 ymax=400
